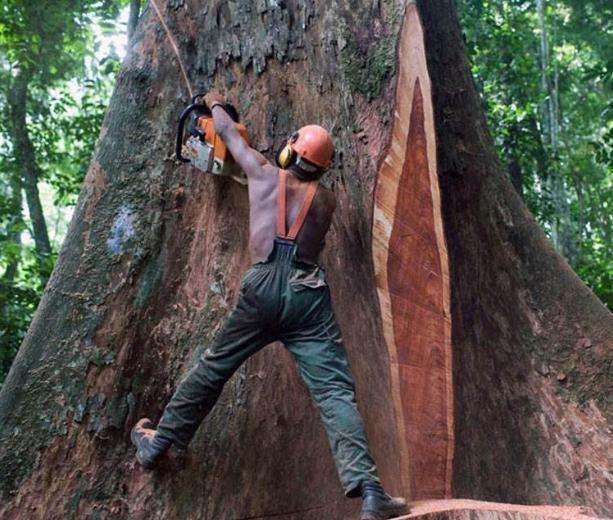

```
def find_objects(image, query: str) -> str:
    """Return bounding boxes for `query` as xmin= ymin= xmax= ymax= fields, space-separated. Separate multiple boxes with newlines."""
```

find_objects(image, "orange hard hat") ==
xmin=289 ymin=125 xmax=334 ymax=168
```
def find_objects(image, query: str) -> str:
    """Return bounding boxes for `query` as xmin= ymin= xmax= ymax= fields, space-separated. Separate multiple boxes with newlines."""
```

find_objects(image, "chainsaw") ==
xmin=176 ymin=94 xmax=249 ymax=185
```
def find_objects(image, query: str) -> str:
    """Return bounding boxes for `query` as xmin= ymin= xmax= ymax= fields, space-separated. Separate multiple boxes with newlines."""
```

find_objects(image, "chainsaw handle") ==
xmin=176 ymin=95 xmax=240 ymax=163
xmin=176 ymin=101 xmax=209 ymax=163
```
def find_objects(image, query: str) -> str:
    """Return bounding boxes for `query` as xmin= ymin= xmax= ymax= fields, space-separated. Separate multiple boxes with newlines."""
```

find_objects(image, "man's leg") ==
xmin=281 ymin=289 xmax=407 ymax=519
xmin=282 ymin=316 xmax=379 ymax=497
xmin=156 ymin=306 xmax=271 ymax=448
xmin=132 ymin=286 xmax=271 ymax=465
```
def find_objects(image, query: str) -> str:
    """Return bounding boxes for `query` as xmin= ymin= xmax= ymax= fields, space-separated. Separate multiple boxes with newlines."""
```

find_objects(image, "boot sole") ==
xmin=131 ymin=419 xmax=155 ymax=469
xmin=130 ymin=418 xmax=154 ymax=446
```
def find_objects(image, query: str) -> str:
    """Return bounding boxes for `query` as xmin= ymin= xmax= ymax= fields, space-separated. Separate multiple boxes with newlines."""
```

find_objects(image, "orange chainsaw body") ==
xmin=181 ymin=114 xmax=250 ymax=185
xmin=198 ymin=117 xmax=249 ymax=161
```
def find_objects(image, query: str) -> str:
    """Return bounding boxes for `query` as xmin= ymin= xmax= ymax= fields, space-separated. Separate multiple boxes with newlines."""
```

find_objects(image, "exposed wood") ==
xmin=372 ymin=2 xmax=453 ymax=500
xmin=399 ymin=499 xmax=598 ymax=520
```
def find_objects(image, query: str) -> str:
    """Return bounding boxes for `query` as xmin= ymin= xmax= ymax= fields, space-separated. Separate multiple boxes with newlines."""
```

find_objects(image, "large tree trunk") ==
xmin=0 ymin=1 xmax=610 ymax=519
xmin=418 ymin=0 xmax=610 ymax=511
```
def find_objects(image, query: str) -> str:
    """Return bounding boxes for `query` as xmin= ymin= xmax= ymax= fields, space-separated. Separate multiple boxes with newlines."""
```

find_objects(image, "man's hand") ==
xmin=204 ymin=91 xmax=225 ymax=110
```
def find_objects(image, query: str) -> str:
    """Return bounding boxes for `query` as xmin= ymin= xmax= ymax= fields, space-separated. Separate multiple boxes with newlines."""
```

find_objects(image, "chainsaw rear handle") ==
xmin=176 ymin=94 xmax=240 ymax=163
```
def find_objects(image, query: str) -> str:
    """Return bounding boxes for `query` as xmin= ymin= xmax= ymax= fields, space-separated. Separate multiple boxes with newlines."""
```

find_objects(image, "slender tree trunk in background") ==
xmin=499 ymin=34 xmax=523 ymax=199
xmin=527 ymin=114 xmax=549 ymax=183
xmin=570 ymin=171 xmax=586 ymax=239
xmin=2 ymin=174 xmax=23 ymax=283
xmin=503 ymin=123 xmax=524 ymax=199
xmin=0 ymin=175 xmax=23 ymax=365
xmin=0 ymin=173 xmax=23 ymax=382
xmin=127 ymin=0 xmax=141 ymax=43
xmin=550 ymin=24 xmax=577 ymax=264
xmin=536 ymin=0 xmax=575 ymax=263
xmin=0 ymin=1 xmax=610 ymax=518
xmin=7 ymin=70 xmax=51 ymax=286
xmin=2 ymin=234 xmax=21 ymax=283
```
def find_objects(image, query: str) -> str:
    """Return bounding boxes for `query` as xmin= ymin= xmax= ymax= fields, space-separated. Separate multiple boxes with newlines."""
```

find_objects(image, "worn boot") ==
xmin=131 ymin=418 xmax=172 ymax=469
xmin=360 ymin=481 xmax=408 ymax=520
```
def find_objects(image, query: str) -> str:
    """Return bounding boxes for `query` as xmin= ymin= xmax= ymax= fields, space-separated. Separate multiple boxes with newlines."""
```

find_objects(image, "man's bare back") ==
xmin=247 ymin=169 xmax=336 ymax=264
xmin=205 ymin=93 xmax=336 ymax=265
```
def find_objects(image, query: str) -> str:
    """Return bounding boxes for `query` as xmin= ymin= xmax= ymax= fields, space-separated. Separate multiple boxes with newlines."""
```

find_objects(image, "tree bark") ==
xmin=419 ymin=0 xmax=610 ymax=512
xmin=0 ymin=1 xmax=610 ymax=519
xmin=7 ymin=70 xmax=52 ymax=286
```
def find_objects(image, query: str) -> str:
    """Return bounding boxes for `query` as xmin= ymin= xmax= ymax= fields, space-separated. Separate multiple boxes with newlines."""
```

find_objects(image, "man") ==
xmin=131 ymin=91 xmax=408 ymax=520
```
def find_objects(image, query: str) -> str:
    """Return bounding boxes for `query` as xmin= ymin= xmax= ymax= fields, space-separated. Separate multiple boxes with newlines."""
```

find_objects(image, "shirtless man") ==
xmin=131 ymin=91 xmax=407 ymax=520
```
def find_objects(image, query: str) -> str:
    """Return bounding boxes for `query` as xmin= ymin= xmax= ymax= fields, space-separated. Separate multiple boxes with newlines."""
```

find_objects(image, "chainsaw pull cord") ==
xmin=150 ymin=0 xmax=193 ymax=98
xmin=276 ymin=169 xmax=319 ymax=241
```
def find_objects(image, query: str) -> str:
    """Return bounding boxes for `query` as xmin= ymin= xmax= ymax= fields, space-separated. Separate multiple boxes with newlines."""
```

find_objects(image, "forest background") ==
xmin=0 ymin=0 xmax=610 ymax=383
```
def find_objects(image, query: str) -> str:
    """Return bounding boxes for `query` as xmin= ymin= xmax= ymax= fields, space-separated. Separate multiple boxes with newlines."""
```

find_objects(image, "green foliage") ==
xmin=458 ymin=0 xmax=612 ymax=306
xmin=0 ymin=0 xmax=122 ymax=83
xmin=31 ymin=59 xmax=121 ymax=206
xmin=0 ymin=261 xmax=41 ymax=385
xmin=0 ymin=1 xmax=126 ymax=383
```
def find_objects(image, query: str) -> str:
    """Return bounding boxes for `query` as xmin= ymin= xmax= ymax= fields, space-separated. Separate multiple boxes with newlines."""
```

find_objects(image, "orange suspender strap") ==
xmin=276 ymin=169 xmax=319 ymax=240
xmin=287 ymin=181 xmax=318 ymax=240
xmin=276 ymin=169 xmax=288 ymax=237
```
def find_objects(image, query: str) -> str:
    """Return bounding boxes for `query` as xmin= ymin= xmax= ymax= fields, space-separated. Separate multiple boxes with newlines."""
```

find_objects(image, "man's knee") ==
xmin=178 ymin=355 xmax=230 ymax=397
xmin=309 ymin=380 xmax=357 ymax=406
xmin=202 ymin=345 xmax=248 ymax=384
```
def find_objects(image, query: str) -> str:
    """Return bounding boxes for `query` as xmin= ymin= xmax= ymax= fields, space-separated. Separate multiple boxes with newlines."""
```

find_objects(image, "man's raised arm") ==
xmin=204 ymin=91 xmax=270 ymax=180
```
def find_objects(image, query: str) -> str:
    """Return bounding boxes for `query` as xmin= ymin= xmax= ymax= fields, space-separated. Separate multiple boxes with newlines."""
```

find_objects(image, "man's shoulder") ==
xmin=249 ymin=163 xmax=278 ymax=185
xmin=317 ymin=184 xmax=336 ymax=212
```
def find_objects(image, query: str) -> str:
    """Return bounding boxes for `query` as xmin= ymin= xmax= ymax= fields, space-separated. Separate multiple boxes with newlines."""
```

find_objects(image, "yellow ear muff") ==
xmin=277 ymin=142 xmax=294 ymax=168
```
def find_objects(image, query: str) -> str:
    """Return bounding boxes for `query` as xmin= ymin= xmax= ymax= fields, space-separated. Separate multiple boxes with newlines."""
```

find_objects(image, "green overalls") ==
xmin=156 ymin=170 xmax=381 ymax=497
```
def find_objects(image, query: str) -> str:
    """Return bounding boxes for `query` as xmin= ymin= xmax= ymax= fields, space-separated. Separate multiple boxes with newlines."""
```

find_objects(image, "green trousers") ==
xmin=156 ymin=239 xmax=380 ymax=497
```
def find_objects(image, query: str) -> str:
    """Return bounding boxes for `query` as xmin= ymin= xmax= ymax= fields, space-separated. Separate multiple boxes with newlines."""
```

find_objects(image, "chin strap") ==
xmin=276 ymin=169 xmax=319 ymax=241
xmin=295 ymin=155 xmax=321 ymax=174
xmin=288 ymin=164 xmax=324 ymax=182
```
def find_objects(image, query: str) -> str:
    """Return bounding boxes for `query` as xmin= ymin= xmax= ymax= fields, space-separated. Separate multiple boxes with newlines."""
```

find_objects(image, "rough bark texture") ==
xmin=0 ymin=1 xmax=403 ymax=518
xmin=417 ymin=0 xmax=612 ymax=513
xmin=0 ymin=0 xmax=611 ymax=519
